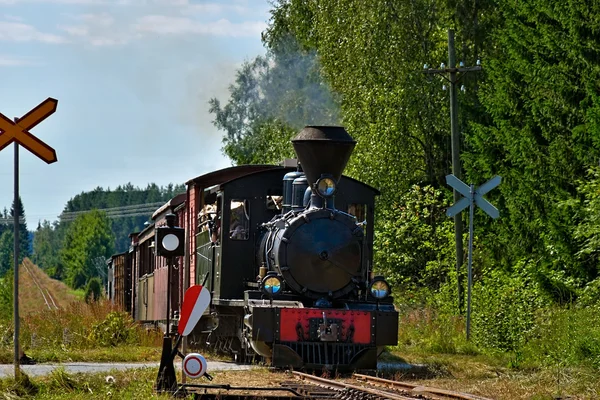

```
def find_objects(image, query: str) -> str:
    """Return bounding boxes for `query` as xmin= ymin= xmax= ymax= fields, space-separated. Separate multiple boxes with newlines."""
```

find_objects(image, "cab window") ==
xmin=348 ymin=203 xmax=367 ymax=224
xmin=230 ymin=199 xmax=249 ymax=240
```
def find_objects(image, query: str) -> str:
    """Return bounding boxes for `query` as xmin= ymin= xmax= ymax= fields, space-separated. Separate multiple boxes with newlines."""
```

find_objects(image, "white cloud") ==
xmin=58 ymin=12 xmax=130 ymax=46
xmin=134 ymin=15 xmax=265 ymax=37
xmin=0 ymin=0 xmax=105 ymax=4
xmin=0 ymin=21 xmax=66 ymax=43
xmin=0 ymin=54 xmax=37 ymax=66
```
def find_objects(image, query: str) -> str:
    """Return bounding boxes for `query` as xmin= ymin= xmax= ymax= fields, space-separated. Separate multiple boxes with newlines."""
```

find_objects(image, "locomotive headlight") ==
xmin=369 ymin=276 xmax=391 ymax=299
xmin=316 ymin=177 xmax=336 ymax=197
xmin=261 ymin=274 xmax=283 ymax=297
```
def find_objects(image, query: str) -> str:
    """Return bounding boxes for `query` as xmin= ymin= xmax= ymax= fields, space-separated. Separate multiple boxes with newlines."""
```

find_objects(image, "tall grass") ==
xmin=0 ymin=299 xmax=162 ymax=361
xmin=394 ymin=303 xmax=600 ymax=371
xmin=396 ymin=306 xmax=478 ymax=356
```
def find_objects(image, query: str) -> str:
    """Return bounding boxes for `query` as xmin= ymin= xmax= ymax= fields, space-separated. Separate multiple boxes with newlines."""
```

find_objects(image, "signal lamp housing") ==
xmin=155 ymin=226 xmax=185 ymax=257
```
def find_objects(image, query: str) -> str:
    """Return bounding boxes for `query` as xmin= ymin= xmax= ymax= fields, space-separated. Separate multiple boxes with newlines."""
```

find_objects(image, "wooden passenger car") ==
xmin=106 ymin=251 xmax=132 ymax=312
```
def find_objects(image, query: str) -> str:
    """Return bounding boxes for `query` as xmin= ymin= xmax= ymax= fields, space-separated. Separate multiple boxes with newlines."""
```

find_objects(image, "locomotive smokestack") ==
xmin=291 ymin=126 xmax=356 ymax=189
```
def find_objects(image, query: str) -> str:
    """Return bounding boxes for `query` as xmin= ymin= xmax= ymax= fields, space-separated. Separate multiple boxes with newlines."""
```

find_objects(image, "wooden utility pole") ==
xmin=423 ymin=29 xmax=482 ymax=314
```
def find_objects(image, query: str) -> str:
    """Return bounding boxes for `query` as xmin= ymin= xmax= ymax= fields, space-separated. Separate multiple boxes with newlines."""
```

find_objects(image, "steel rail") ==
xmin=22 ymin=261 xmax=52 ymax=310
xmin=353 ymin=373 xmax=494 ymax=400
xmin=292 ymin=371 xmax=416 ymax=400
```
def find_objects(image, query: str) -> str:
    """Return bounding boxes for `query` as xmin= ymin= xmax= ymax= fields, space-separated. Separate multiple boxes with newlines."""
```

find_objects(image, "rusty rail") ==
xmin=353 ymin=373 xmax=494 ymax=400
xmin=292 ymin=371 xmax=417 ymax=399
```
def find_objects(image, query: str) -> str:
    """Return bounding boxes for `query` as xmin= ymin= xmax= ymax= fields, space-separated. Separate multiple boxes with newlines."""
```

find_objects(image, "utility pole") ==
xmin=423 ymin=29 xmax=482 ymax=314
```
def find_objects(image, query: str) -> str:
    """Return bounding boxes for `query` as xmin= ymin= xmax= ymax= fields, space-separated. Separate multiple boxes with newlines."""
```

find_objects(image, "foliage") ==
xmin=0 ymin=268 xmax=13 ymax=320
xmin=209 ymin=36 xmax=339 ymax=165
xmin=374 ymin=185 xmax=455 ymax=291
xmin=88 ymin=311 xmax=137 ymax=347
xmin=84 ymin=277 xmax=103 ymax=303
xmin=471 ymin=263 xmax=547 ymax=353
xmin=33 ymin=220 xmax=65 ymax=279
xmin=463 ymin=0 xmax=600 ymax=288
xmin=29 ymin=183 xmax=186 ymax=281
xmin=19 ymin=299 xmax=162 ymax=353
xmin=263 ymin=0 xmax=494 ymax=193
xmin=60 ymin=210 xmax=115 ymax=289
xmin=62 ymin=183 xmax=185 ymax=254
xmin=521 ymin=305 xmax=600 ymax=370
xmin=0 ymin=196 xmax=31 ymax=277
xmin=0 ymin=232 xmax=14 ymax=277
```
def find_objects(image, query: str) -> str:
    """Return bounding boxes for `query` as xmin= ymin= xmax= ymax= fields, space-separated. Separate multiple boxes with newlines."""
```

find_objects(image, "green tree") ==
xmin=209 ymin=38 xmax=340 ymax=165
xmin=0 ymin=197 xmax=31 ymax=275
xmin=32 ymin=220 xmax=65 ymax=279
xmin=60 ymin=210 xmax=115 ymax=289
xmin=10 ymin=196 xmax=30 ymax=260
xmin=0 ymin=231 xmax=14 ymax=277
xmin=463 ymin=0 xmax=600 ymax=290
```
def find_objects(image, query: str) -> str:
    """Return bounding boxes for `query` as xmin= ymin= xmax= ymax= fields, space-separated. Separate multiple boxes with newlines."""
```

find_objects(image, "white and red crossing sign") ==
xmin=0 ymin=98 xmax=58 ymax=163
xmin=178 ymin=285 xmax=211 ymax=337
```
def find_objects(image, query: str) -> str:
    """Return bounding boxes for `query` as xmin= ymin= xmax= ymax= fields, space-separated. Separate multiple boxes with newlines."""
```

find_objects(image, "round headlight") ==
xmin=316 ymin=177 xmax=336 ymax=197
xmin=261 ymin=275 xmax=282 ymax=297
xmin=369 ymin=277 xmax=390 ymax=299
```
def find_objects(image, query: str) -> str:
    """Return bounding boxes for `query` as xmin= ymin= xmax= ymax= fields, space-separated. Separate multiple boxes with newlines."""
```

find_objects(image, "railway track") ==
xmin=179 ymin=371 xmax=494 ymax=399
xmin=22 ymin=260 xmax=59 ymax=311
xmin=286 ymin=371 xmax=494 ymax=399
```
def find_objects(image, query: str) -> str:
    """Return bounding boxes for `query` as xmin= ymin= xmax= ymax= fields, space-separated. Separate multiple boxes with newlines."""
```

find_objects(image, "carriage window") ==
xmin=230 ymin=199 xmax=250 ymax=240
xmin=348 ymin=204 xmax=367 ymax=224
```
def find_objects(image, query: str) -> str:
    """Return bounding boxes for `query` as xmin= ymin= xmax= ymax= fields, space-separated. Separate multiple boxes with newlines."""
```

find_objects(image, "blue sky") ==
xmin=0 ymin=0 xmax=270 ymax=225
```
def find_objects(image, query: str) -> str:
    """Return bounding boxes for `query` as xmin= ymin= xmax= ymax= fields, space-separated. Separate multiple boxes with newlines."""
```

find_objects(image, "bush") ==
xmin=471 ymin=262 xmax=546 ymax=353
xmin=88 ymin=311 xmax=137 ymax=347
xmin=375 ymin=185 xmax=455 ymax=291
xmin=522 ymin=305 xmax=600 ymax=369
xmin=84 ymin=277 xmax=103 ymax=303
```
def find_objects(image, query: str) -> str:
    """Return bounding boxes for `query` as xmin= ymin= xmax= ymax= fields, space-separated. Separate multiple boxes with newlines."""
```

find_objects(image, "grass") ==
xmin=0 ymin=367 xmax=286 ymax=399
xmin=384 ymin=304 xmax=600 ymax=399
xmin=380 ymin=351 xmax=600 ymax=399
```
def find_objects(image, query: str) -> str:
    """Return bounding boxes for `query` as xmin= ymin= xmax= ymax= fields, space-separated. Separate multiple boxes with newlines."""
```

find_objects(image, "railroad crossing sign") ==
xmin=446 ymin=174 xmax=501 ymax=218
xmin=0 ymin=98 xmax=58 ymax=164
xmin=445 ymin=174 xmax=502 ymax=341
xmin=1 ymin=98 xmax=58 ymax=378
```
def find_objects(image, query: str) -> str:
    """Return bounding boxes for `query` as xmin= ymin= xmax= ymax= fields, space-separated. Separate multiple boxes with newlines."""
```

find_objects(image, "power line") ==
xmin=0 ymin=218 xmax=26 ymax=225
xmin=59 ymin=210 xmax=158 ymax=222
xmin=58 ymin=202 xmax=165 ymax=219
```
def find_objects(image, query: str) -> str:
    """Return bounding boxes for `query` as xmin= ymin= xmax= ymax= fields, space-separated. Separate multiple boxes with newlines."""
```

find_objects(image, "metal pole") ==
xmin=13 ymin=138 xmax=20 ymax=378
xmin=466 ymin=184 xmax=475 ymax=341
xmin=448 ymin=29 xmax=464 ymax=314
xmin=166 ymin=257 xmax=171 ymax=335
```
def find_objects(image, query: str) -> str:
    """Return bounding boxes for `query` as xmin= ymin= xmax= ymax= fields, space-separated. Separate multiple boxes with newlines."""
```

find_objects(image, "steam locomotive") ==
xmin=107 ymin=126 xmax=398 ymax=370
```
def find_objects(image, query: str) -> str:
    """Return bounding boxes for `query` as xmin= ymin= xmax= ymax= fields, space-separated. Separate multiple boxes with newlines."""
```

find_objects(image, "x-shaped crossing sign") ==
xmin=446 ymin=174 xmax=501 ymax=219
xmin=0 ymin=98 xmax=58 ymax=164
